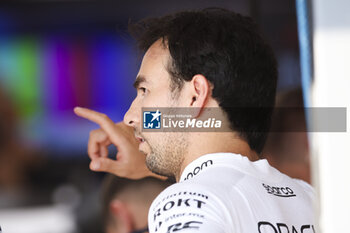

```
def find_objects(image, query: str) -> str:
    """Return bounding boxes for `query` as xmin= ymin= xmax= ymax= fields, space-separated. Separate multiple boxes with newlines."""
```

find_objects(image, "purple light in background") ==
xmin=88 ymin=34 xmax=134 ymax=118
xmin=41 ymin=37 xmax=57 ymax=117
xmin=55 ymin=37 xmax=76 ymax=111
xmin=1 ymin=32 xmax=138 ymax=153
xmin=71 ymin=37 xmax=90 ymax=108
xmin=41 ymin=36 xmax=92 ymax=115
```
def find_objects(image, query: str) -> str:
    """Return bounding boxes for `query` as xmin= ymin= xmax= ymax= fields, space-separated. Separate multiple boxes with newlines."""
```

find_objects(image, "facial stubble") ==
xmin=145 ymin=131 xmax=188 ymax=179
xmin=145 ymin=87 xmax=189 ymax=179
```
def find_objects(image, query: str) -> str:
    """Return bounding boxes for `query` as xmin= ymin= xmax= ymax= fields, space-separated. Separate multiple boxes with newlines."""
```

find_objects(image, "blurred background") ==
xmin=0 ymin=0 xmax=306 ymax=232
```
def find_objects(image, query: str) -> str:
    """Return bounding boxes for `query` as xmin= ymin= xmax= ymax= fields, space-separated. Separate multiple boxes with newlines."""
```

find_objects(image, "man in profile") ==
xmin=75 ymin=8 xmax=315 ymax=233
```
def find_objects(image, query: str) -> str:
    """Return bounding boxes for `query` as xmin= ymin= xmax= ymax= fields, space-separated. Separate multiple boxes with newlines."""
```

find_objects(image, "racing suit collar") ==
xmin=179 ymin=152 xmax=282 ymax=183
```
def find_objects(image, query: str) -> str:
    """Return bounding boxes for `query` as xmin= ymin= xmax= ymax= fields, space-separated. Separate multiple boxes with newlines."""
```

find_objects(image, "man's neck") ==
xmin=175 ymin=132 xmax=259 ymax=182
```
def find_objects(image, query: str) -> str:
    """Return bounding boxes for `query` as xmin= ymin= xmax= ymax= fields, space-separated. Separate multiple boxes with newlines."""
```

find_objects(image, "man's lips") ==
xmin=136 ymin=135 xmax=145 ymax=143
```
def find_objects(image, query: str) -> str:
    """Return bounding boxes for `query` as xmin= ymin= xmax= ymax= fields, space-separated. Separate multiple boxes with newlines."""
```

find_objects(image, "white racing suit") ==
xmin=148 ymin=153 xmax=315 ymax=233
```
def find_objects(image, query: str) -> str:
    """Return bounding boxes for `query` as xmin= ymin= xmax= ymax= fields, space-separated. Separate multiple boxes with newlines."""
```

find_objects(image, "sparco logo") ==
xmin=184 ymin=160 xmax=213 ymax=180
xmin=262 ymin=183 xmax=296 ymax=197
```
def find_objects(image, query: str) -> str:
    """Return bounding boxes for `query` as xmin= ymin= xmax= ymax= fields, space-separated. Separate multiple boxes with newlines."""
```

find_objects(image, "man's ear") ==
xmin=190 ymin=74 xmax=210 ymax=107
xmin=110 ymin=200 xmax=133 ymax=233
xmin=188 ymin=74 xmax=211 ymax=117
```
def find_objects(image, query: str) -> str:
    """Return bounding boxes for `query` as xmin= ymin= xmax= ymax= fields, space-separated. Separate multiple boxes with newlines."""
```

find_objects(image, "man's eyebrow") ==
xmin=133 ymin=75 xmax=146 ymax=89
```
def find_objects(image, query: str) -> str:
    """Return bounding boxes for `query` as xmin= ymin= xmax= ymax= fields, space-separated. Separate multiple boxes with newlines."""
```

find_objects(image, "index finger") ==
xmin=74 ymin=107 xmax=108 ymax=124
xmin=74 ymin=107 xmax=125 ymax=144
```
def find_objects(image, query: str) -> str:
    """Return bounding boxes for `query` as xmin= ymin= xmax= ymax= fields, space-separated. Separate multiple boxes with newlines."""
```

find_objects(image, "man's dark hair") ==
xmin=129 ymin=8 xmax=278 ymax=154
xmin=101 ymin=175 xmax=170 ymax=228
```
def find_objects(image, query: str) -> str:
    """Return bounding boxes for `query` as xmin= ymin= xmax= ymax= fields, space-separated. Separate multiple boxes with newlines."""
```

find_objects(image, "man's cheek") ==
xmin=143 ymin=132 xmax=157 ymax=143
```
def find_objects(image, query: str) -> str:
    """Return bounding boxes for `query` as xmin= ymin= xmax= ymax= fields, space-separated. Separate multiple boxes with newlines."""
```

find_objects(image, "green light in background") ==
xmin=4 ymin=36 xmax=42 ymax=119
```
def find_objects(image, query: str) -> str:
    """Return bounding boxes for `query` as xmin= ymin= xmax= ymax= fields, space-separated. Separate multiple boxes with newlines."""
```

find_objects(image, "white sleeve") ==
xmin=148 ymin=183 xmax=229 ymax=233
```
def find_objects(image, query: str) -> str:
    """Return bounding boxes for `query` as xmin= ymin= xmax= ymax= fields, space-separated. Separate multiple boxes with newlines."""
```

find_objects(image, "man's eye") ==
xmin=139 ymin=87 xmax=146 ymax=93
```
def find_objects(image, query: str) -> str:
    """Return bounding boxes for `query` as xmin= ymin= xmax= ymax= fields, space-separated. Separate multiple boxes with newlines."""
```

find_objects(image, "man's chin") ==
xmin=138 ymin=141 xmax=149 ymax=155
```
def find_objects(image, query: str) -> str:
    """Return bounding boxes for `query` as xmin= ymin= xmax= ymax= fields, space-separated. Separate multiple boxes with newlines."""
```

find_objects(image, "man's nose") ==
xmin=124 ymin=100 xmax=140 ymax=128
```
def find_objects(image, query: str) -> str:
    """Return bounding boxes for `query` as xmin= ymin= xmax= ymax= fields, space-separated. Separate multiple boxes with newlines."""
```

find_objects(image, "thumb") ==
xmin=89 ymin=157 xmax=120 ymax=174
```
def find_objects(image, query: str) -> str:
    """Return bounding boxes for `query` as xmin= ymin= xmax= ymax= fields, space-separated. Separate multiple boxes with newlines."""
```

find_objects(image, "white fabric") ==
xmin=148 ymin=153 xmax=315 ymax=233
xmin=0 ymin=204 xmax=76 ymax=233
